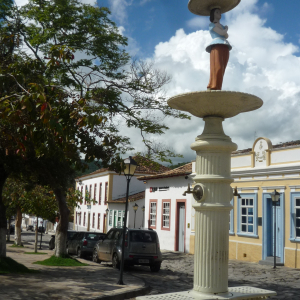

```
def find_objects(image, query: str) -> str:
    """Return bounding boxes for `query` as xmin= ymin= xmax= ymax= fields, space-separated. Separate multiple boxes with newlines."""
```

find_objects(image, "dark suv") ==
xmin=92 ymin=228 xmax=162 ymax=272
xmin=67 ymin=232 xmax=106 ymax=258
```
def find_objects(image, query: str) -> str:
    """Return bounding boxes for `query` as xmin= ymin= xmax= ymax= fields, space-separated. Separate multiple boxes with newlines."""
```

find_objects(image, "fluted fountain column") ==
xmin=191 ymin=116 xmax=236 ymax=293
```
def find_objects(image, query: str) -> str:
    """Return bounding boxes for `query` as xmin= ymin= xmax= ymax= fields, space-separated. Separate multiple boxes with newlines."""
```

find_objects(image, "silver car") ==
xmin=92 ymin=228 xmax=162 ymax=272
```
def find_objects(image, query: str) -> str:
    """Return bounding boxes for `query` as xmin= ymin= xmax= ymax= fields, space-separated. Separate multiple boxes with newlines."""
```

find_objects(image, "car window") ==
xmin=114 ymin=231 xmax=121 ymax=240
xmin=106 ymin=230 xmax=115 ymax=240
xmin=130 ymin=231 xmax=156 ymax=243
xmin=86 ymin=233 xmax=101 ymax=240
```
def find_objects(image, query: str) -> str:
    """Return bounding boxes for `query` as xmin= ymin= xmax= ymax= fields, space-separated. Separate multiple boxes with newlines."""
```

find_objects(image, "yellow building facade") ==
xmin=190 ymin=137 xmax=300 ymax=268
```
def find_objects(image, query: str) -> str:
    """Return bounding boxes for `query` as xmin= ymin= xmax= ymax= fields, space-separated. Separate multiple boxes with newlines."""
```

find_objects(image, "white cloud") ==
xmin=186 ymin=16 xmax=209 ymax=29
xmin=146 ymin=0 xmax=300 ymax=161
xmin=108 ymin=0 xmax=133 ymax=25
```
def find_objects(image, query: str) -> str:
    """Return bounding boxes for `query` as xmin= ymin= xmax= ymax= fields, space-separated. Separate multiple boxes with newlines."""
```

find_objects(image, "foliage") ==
xmin=33 ymin=255 xmax=89 ymax=266
xmin=168 ymin=162 xmax=190 ymax=169
xmin=0 ymin=0 xmax=189 ymax=256
xmin=3 ymin=178 xmax=81 ymax=221
xmin=0 ymin=257 xmax=39 ymax=273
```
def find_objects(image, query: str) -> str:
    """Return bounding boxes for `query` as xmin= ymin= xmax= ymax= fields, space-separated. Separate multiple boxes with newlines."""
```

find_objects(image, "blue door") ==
xmin=262 ymin=194 xmax=284 ymax=263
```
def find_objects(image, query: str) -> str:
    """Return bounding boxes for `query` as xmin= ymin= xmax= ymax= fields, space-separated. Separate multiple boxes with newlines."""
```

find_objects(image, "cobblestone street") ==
xmin=128 ymin=251 xmax=300 ymax=299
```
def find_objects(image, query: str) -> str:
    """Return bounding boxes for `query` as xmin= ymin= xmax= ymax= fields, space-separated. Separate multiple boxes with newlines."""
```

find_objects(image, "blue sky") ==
xmin=98 ymin=0 xmax=300 ymax=58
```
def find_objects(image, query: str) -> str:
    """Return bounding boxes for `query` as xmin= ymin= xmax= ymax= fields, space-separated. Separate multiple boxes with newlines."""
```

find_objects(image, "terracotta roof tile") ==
xmin=108 ymin=191 xmax=145 ymax=203
xmin=138 ymin=162 xmax=192 ymax=181
xmin=232 ymin=140 xmax=300 ymax=155
xmin=76 ymin=156 xmax=170 ymax=179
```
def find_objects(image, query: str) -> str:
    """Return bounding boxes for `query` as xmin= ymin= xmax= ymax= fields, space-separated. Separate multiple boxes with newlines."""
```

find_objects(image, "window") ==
xmin=161 ymin=200 xmax=170 ymax=230
xmin=97 ymin=213 xmax=101 ymax=230
xmin=83 ymin=212 xmax=86 ymax=226
xmin=84 ymin=186 xmax=88 ymax=205
xmin=105 ymin=182 xmax=108 ymax=203
xmin=76 ymin=213 xmax=78 ymax=225
xmin=94 ymin=184 xmax=97 ymax=201
xmin=290 ymin=192 xmax=300 ymax=241
xmin=92 ymin=213 xmax=95 ymax=228
xmin=109 ymin=210 xmax=113 ymax=226
xmin=229 ymin=198 xmax=234 ymax=235
xmin=99 ymin=183 xmax=102 ymax=205
xmin=237 ymin=194 xmax=258 ymax=237
xmin=117 ymin=211 xmax=124 ymax=228
xmin=89 ymin=184 xmax=92 ymax=203
xmin=149 ymin=200 xmax=157 ymax=229
xmin=79 ymin=213 xmax=81 ymax=225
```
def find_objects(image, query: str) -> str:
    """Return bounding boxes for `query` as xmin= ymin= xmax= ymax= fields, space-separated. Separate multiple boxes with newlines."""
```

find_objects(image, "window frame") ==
xmin=94 ymin=184 xmax=97 ymax=202
xmin=229 ymin=198 xmax=234 ymax=235
xmin=83 ymin=212 xmax=86 ymax=227
xmin=149 ymin=200 xmax=157 ymax=229
xmin=99 ymin=183 xmax=102 ymax=205
xmin=290 ymin=192 xmax=300 ymax=242
xmin=237 ymin=193 xmax=258 ymax=238
xmin=105 ymin=182 xmax=108 ymax=204
xmin=92 ymin=213 xmax=95 ymax=228
xmin=97 ymin=213 xmax=101 ymax=230
xmin=161 ymin=199 xmax=171 ymax=231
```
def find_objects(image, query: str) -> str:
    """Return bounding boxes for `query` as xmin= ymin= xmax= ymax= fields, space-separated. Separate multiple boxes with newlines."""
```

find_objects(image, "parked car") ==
xmin=49 ymin=230 xmax=77 ymax=250
xmin=37 ymin=226 xmax=45 ymax=233
xmin=92 ymin=228 xmax=162 ymax=272
xmin=27 ymin=225 xmax=34 ymax=231
xmin=67 ymin=232 xmax=106 ymax=258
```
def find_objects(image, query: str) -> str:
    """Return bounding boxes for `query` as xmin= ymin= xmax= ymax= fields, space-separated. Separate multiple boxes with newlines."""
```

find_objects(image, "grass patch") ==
xmin=33 ymin=255 xmax=89 ymax=267
xmin=0 ymin=257 xmax=39 ymax=274
xmin=10 ymin=244 xmax=24 ymax=248
xmin=24 ymin=252 xmax=48 ymax=255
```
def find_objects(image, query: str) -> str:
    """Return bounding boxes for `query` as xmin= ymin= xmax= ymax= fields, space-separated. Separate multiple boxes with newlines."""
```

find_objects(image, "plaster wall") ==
xmin=144 ymin=176 xmax=194 ymax=253
xmin=112 ymin=175 xmax=145 ymax=200
xmin=231 ymin=155 xmax=252 ymax=169
xmin=271 ymin=148 xmax=300 ymax=165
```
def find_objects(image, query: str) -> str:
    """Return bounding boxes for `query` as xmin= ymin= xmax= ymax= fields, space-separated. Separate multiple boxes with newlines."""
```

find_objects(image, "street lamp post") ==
xmin=118 ymin=156 xmax=138 ymax=285
xmin=270 ymin=189 xmax=280 ymax=269
xmin=141 ymin=205 xmax=145 ymax=228
xmin=133 ymin=203 xmax=139 ymax=228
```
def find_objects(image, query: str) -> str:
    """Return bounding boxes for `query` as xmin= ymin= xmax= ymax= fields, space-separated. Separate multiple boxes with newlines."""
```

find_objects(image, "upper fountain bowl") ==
xmin=167 ymin=90 xmax=263 ymax=119
xmin=188 ymin=0 xmax=241 ymax=16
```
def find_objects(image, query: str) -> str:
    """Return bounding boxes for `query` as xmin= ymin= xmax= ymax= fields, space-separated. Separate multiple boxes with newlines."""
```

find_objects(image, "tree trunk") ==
xmin=34 ymin=217 xmax=38 ymax=253
xmin=0 ymin=164 xmax=9 ymax=257
xmin=54 ymin=188 xmax=70 ymax=257
xmin=14 ymin=206 xmax=22 ymax=246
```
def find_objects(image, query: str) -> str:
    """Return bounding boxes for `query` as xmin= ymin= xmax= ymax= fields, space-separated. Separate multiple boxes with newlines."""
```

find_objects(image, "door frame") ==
xmin=262 ymin=192 xmax=285 ymax=263
xmin=174 ymin=199 xmax=186 ymax=252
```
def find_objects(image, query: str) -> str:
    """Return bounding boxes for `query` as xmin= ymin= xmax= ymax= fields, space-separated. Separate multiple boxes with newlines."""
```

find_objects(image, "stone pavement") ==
xmin=127 ymin=251 xmax=300 ymax=300
xmin=1 ymin=241 xmax=149 ymax=300
xmin=1 ymin=242 xmax=300 ymax=300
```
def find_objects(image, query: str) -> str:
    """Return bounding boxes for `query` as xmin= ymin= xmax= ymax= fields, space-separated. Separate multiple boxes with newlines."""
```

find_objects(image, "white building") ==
xmin=74 ymin=157 xmax=170 ymax=233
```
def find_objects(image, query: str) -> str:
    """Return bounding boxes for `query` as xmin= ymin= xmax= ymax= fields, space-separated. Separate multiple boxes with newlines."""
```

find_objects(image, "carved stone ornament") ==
xmin=255 ymin=140 xmax=266 ymax=162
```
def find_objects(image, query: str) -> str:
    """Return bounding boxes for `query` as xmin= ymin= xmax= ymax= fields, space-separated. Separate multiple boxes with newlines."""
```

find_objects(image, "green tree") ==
xmin=0 ymin=0 xmax=189 ymax=257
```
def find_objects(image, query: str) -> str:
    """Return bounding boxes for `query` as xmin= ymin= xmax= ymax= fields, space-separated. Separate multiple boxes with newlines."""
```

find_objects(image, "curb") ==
xmin=92 ymin=285 xmax=152 ymax=300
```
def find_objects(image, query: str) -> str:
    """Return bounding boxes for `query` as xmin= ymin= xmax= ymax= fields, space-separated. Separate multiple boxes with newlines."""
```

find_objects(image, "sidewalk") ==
xmin=1 ymin=242 xmax=149 ymax=300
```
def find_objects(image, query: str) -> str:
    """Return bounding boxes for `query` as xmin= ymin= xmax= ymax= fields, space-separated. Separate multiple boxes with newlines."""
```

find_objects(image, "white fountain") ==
xmin=138 ymin=1 xmax=277 ymax=299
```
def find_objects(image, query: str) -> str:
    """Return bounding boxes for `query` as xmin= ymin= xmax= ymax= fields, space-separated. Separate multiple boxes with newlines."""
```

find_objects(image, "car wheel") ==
xmin=112 ymin=253 xmax=120 ymax=269
xmin=92 ymin=249 xmax=101 ymax=263
xmin=150 ymin=263 xmax=161 ymax=272
xmin=77 ymin=247 xmax=83 ymax=258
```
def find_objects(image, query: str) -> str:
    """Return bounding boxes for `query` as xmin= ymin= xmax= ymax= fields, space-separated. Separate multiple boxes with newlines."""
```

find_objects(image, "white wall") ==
xmin=75 ymin=172 xmax=146 ymax=233
xmin=107 ymin=198 xmax=145 ymax=231
xmin=231 ymin=155 xmax=251 ymax=169
xmin=144 ymin=176 xmax=194 ymax=253
xmin=271 ymin=148 xmax=300 ymax=164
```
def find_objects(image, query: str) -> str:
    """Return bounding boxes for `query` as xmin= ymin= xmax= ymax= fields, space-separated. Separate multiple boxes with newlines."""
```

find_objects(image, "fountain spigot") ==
xmin=183 ymin=183 xmax=203 ymax=201
xmin=233 ymin=186 xmax=241 ymax=198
